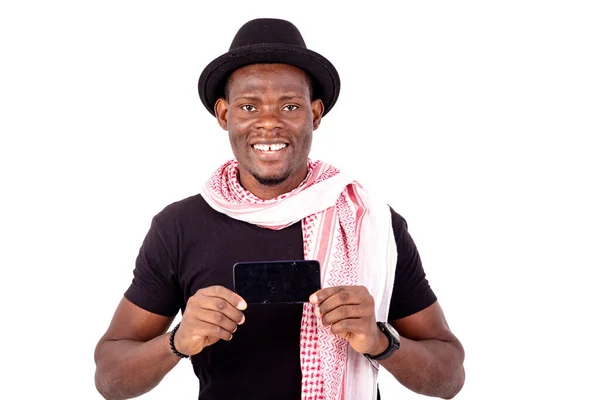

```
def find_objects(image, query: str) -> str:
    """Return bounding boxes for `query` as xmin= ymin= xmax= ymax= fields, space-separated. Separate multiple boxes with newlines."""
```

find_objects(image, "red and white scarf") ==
xmin=200 ymin=159 xmax=397 ymax=400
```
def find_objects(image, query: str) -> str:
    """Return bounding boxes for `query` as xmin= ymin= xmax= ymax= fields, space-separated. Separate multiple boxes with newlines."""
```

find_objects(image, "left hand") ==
xmin=310 ymin=285 xmax=386 ymax=355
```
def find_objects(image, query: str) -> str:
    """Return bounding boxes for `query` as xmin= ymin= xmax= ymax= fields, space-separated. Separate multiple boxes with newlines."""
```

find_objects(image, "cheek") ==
xmin=228 ymin=121 xmax=250 ymax=144
xmin=290 ymin=118 xmax=314 ymax=146
xmin=303 ymin=134 xmax=313 ymax=151
xmin=296 ymin=132 xmax=313 ymax=158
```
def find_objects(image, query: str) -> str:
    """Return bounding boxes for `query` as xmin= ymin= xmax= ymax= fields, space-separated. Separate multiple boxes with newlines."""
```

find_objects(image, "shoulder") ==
xmin=153 ymin=193 xmax=213 ymax=223
xmin=388 ymin=206 xmax=408 ymax=232
xmin=349 ymin=178 xmax=406 ymax=226
xmin=150 ymin=193 xmax=234 ymax=240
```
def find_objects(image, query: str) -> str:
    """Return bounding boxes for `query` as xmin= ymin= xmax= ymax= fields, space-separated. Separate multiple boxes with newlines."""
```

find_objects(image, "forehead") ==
xmin=227 ymin=64 xmax=311 ymax=94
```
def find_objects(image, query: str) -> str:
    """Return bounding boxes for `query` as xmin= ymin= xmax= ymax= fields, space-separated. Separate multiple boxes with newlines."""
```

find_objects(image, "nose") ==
xmin=253 ymin=107 xmax=284 ymax=132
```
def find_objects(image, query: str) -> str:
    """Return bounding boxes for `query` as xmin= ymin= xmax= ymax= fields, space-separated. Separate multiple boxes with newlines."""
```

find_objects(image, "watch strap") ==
xmin=365 ymin=322 xmax=400 ymax=361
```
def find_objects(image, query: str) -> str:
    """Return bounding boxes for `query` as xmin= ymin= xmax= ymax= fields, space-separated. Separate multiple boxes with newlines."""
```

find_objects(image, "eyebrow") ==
xmin=279 ymin=95 xmax=303 ymax=101
xmin=235 ymin=95 xmax=262 ymax=102
xmin=233 ymin=95 xmax=304 ymax=102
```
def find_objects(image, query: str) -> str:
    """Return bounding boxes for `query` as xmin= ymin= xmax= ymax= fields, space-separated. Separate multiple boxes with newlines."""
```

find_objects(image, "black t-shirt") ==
xmin=125 ymin=194 xmax=436 ymax=400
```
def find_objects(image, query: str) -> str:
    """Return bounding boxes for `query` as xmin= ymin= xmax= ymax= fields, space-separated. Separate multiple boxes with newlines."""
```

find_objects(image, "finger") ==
xmin=189 ymin=293 xmax=245 ymax=324
xmin=309 ymin=286 xmax=344 ymax=304
xmin=318 ymin=289 xmax=367 ymax=316
xmin=194 ymin=320 xmax=236 ymax=341
xmin=204 ymin=296 xmax=247 ymax=325
xmin=194 ymin=309 xmax=239 ymax=333
xmin=330 ymin=318 xmax=362 ymax=336
xmin=310 ymin=285 xmax=370 ymax=305
xmin=320 ymin=305 xmax=369 ymax=327
xmin=198 ymin=285 xmax=248 ymax=310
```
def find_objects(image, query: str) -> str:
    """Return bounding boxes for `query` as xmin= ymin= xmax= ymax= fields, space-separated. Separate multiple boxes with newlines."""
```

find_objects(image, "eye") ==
xmin=241 ymin=104 xmax=257 ymax=112
xmin=282 ymin=104 xmax=299 ymax=111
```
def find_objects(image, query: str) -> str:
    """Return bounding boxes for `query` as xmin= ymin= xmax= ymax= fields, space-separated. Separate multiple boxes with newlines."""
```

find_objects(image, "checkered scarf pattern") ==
xmin=201 ymin=159 xmax=393 ymax=400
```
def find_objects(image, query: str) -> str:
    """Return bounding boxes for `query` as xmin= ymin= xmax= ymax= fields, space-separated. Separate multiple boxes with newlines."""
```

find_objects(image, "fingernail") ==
xmin=239 ymin=314 xmax=245 ymax=324
xmin=237 ymin=300 xmax=247 ymax=310
xmin=314 ymin=306 xmax=320 ymax=318
xmin=309 ymin=294 xmax=318 ymax=303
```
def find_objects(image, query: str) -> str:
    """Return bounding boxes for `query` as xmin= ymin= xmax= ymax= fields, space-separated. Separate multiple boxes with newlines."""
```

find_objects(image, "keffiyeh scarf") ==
xmin=200 ymin=159 xmax=397 ymax=400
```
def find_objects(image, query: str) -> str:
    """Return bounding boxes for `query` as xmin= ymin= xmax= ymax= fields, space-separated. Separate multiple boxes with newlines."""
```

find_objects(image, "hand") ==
xmin=310 ymin=286 xmax=386 ymax=355
xmin=174 ymin=285 xmax=247 ymax=356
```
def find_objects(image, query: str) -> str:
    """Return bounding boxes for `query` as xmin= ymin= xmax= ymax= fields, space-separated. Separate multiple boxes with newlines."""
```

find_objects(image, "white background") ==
xmin=1 ymin=1 xmax=599 ymax=399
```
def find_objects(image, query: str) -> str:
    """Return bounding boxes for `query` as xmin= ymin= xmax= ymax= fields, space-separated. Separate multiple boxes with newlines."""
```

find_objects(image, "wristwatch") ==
xmin=365 ymin=322 xmax=401 ymax=361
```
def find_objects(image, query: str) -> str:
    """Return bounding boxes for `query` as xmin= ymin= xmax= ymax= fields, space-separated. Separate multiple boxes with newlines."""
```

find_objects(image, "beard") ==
xmin=252 ymin=169 xmax=291 ymax=186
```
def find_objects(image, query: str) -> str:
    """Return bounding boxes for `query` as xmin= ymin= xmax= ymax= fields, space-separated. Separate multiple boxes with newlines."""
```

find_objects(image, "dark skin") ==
xmin=216 ymin=63 xmax=323 ymax=200
xmin=311 ymin=287 xmax=465 ymax=399
xmin=94 ymin=63 xmax=465 ymax=399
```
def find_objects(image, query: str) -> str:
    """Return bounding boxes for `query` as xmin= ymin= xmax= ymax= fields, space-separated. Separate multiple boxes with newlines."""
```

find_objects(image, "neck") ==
xmin=238 ymin=168 xmax=308 ymax=200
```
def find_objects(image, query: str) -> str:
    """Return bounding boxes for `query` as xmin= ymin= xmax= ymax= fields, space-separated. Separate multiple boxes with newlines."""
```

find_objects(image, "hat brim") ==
xmin=198 ymin=43 xmax=340 ymax=116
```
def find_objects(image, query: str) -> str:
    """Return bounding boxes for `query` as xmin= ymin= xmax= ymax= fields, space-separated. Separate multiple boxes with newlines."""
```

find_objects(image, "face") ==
xmin=215 ymin=63 xmax=324 ymax=199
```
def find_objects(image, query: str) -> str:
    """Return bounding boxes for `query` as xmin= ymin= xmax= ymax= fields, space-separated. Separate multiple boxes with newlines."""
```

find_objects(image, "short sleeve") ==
xmin=387 ymin=207 xmax=437 ymax=320
xmin=124 ymin=214 xmax=182 ymax=317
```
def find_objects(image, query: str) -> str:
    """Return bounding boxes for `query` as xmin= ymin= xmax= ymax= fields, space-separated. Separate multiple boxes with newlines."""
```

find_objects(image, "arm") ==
xmin=313 ymin=289 xmax=465 ymax=399
xmin=378 ymin=207 xmax=464 ymax=397
xmin=94 ymin=212 xmax=189 ymax=399
xmin=376 ymin=302 xmax=465 ymax=399
xmin=94 ymin=297 xmax=179 ymax=400
xmin=94 ymin=286 xmax=247 ymax=400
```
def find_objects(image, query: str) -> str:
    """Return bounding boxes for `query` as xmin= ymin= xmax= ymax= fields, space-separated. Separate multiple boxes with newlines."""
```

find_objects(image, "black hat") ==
xmin=198 ymin=18 xmax=341 ymax=116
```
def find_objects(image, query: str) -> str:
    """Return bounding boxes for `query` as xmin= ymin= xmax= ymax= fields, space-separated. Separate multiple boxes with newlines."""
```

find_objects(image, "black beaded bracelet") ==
xmin=169 ymin=322 xmax=190 ymax=359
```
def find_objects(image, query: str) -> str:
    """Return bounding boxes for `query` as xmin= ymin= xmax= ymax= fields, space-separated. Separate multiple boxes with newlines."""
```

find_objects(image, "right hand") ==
xmin=173 ymin=285 xmax=247 ymax=356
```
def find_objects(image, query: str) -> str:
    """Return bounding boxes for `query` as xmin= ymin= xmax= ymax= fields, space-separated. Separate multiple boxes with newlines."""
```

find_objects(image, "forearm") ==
xmin=380 ymin=335 xmax=465 ymax=399
xmin=94 ymin=333 xmax=181 ymax=400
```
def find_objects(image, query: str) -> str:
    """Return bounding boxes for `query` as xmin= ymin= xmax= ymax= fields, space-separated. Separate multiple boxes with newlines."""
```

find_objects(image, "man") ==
xmin=94 ymin=18 xmax=465 ymax=400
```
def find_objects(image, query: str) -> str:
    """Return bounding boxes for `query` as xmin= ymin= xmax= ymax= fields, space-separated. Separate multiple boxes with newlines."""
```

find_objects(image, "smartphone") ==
xmin=233 ymin=260 xmax=321 ymax=304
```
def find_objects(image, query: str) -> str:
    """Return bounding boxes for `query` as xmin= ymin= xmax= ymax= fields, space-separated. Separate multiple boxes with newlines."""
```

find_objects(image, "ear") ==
xmin=311 ymin=99 xmax=325 ymax=130
xmin=214 ymin=98 xmax=229 ymax=131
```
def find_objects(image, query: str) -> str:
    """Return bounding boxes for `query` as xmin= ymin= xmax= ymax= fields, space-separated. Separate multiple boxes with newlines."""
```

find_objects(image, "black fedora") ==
xmin=198 ymin=18 xmax=341 ymax=116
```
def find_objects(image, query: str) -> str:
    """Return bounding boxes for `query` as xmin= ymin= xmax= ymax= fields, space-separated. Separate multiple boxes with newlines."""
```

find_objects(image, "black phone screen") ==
xmin=233 ymin=260 xmax=321 ymax=304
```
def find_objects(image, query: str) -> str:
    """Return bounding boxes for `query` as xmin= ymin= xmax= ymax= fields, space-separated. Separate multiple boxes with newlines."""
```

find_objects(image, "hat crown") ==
xmin=229 ymin=18 xmax=307 ymax=51
xmin=199 ymin=18 xmax=340 ymax=117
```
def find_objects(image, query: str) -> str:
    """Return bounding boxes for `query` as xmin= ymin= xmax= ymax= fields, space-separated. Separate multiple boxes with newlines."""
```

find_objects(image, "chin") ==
xmin=247 ymin=163 xmax=291 ymax=185
xmin=253 ymin=173 xmax=289 ymax=187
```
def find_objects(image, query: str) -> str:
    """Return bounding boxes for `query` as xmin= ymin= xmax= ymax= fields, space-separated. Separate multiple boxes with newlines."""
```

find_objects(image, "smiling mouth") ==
xmin=252 ymin=143 xmax=289 ymax=152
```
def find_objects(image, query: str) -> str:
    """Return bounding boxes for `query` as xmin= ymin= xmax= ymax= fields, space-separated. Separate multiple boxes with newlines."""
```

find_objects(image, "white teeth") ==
xmin=269 ymin=143 xmax=286 ymax=151
xmin=253 ymin=144 xmax=287 ymax=152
